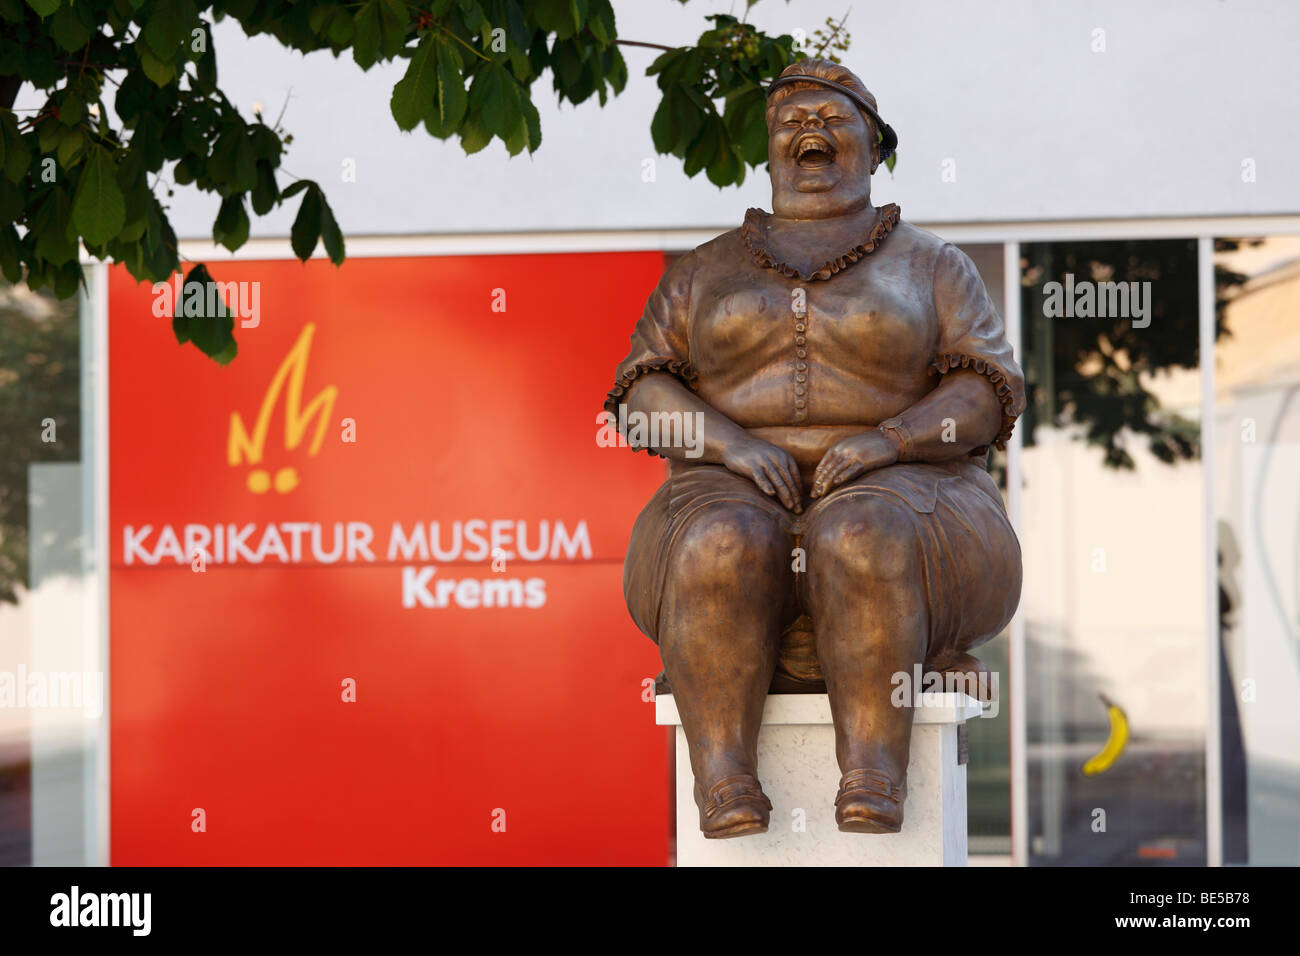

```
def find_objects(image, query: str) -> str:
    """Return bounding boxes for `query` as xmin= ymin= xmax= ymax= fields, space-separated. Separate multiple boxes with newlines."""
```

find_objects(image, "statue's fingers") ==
xmin=763 ymin=460 xmax=797 ymax=510
xmin=812 ymin=455 xmax=839 ymax=495
xmin=778 ymin=454 xmax=803 ymax=499
xmin=752 ymin=468 xmax=777 ymax=498
xmin=830 ymin=460 xmax=864 ymax=486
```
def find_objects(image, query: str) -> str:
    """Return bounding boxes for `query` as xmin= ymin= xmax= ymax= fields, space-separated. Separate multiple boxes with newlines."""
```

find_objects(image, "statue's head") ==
xmin=765 ymin=59 xmax=897 ymax=219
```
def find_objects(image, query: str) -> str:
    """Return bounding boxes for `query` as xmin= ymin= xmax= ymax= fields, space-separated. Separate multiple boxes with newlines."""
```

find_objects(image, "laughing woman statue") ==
xmin=605 ymin=59 xmax=1025 ymax=839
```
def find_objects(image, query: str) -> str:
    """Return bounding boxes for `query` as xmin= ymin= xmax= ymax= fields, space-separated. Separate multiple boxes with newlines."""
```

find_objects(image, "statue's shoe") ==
xmin=696 ymin=774 xmax=772 ymax=839
xmin=835 ymin=768 xmax=907 ymax=833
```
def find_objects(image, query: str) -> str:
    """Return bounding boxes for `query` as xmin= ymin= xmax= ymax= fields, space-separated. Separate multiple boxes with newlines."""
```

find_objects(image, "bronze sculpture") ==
xmin=606 ymin=60 xmax=1024 ymax=839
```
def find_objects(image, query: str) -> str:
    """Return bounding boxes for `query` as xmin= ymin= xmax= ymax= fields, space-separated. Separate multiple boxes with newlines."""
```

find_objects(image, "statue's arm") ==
xmin=624 ymin=373 xmax=804 ymax=512
xmin=622 ymin=373 xmax=745 ymax=464
xmin=881 ymin=368 xmax=1005 ymax=460
xmin=809 ymin=369 xmax=1000 ymax=496
xmin=606 ymin=252 xmax=803 ymax=510
xmin=811 ymin=242 xmax=1025 ymax=496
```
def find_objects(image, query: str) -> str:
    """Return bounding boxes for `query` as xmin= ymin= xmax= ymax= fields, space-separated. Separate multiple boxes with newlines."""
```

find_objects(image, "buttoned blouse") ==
xmin=605 ymin=206 xmax=1026 ymax=452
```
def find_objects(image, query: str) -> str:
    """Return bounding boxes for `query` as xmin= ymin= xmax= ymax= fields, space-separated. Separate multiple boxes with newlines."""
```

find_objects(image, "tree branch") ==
xmin=615 ymin=39 xmax=676 ymax=52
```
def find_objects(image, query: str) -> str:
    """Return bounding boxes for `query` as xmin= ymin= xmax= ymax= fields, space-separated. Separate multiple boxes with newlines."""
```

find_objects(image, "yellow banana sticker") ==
xmin=1082 ymin=693 xmax=1129 ymax=776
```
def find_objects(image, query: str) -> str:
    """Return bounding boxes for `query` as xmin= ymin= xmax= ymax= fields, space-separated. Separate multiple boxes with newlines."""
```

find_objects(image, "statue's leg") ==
xmin=659 ymin=499 xmax=791 ymax=838
xmin=804 ymin=492 xmax=927 ymax=833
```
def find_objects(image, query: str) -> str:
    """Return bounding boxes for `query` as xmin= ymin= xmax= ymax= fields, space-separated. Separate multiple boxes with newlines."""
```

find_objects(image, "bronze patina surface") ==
xmin=606 ymin=59 xmax=1025 ymax=839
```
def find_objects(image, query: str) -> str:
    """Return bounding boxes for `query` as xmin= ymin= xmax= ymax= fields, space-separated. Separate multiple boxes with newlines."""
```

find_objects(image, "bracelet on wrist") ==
xmin=877 ymin=417 xmax=914 ymax=461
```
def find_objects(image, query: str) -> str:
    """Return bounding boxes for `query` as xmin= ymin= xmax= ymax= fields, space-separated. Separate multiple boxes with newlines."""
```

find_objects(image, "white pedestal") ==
xmin=658 ymin=692 xmax=985 ymax=867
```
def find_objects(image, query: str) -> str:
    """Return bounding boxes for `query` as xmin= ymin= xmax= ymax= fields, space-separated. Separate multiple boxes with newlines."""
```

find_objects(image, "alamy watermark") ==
xmin=890 ymin=664 xmax=999 ymax=717
xmin=1042 ymin=272 xmax=1151 ymax=329
xmin=596 ymin=404 xmax=704 ymax=458
xmin=0 ymin=667 xmax=104 ymax=718
xmin=152 ymin=275 xmax=261 ymax=328
xmin=50 ymin=886 xmax=150 ymax=936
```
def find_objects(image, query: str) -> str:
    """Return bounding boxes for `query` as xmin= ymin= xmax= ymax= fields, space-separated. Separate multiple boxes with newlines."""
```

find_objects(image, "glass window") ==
xmin=1212 ymin=236 xmax=1300 ymax=866
xmin=0 ymin=275 xmax=102 ymax=866
xmin=1018 ymin=239 xmax=1207 ymax=865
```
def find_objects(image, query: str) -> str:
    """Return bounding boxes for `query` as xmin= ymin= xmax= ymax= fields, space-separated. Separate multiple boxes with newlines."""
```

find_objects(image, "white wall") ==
xmin=1020 ymin=431 xmax=1206 ymax=737
xmin=149 ymin=0 xmax=1299 ymax=239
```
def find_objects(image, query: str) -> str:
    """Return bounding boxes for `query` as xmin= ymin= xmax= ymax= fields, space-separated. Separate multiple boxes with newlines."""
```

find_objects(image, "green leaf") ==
xmin=139 ymin=48 xmax=178 ymax=86
xmin=52 ymin=259 xmax=83 ymax=297
xmin=196 ymin=25 xmax=217 ymax=88
xmin=178 ymin=264 xmax=237 ymax=364
xmin=213 ymin=194 xmax=250 ymax=251
xmin=50 ymin=2 xmax=90 ymax=50
xmin=289 ymin=184 xmax=321 ymax=260
xmin=474 ymin=63 xmax=520 ymax=141
xmin=1 ymin=113 xmax=32 ymax=183
xmin=144 ymin=0 xmax=195 ymax=61
xmin=587 ymin=0 xmax=615 ymax=45
xmin=72 ymin=147 xmax=127 ymax=246
xmin=520 ymin=94 xmax=541 ymax=153
xmin=353 ymin=0 xmax=408 ymax=69
xmin=142 ymin=195 xmax=178 ymax=280
xmin=251 ymin=161 xmax=278 ymax=215
xmin=456 ymin=111 xmax=491 ymax=154
xmin=502 ymin=115 xmax=526 ymax=156
xmin=317 ymin=191 xmax=344 ymax=266
xmin=308 ymin=2 xmax=339 ymax=32
xmin=390 ymin=35 xmax=436 ymax=131
xmin=56 ymin=125 xmax=84 ymax=168
xmin=724 ymin=85 xmax=767 ymax=167
xmin=248 ymin=124 xmax=282 ymax=162
xmin=25 ymin=0 xmax=61 ymax=17
xmin=0 ymin=176 xmax=22 ymax=222
xmin=706 ymin=143 xmax=741 ymax=188
xmin=352 ymin=0 xmax=381 ymax=68
xmin=209 ymin=337 xmax=238 ymax=365
xmin=130 ymin=114 xmax=165 ymax=172
xmin=114 ymin=70 xmax=155 ymax=124
xmin=683 ymin=118 xmax=719 ymax=178
xmin=38 ymin=118 xmax=62 ymax=153
xmin=32 ymin=187 xmax=76 ymax=265
xmin=377 ymin=0 xmax=409 ymax=57
xmin=650 ymin=90 xmax=679 ymax=154
xmin=0 ymin=224 xmax=22 ymax=282
xmin=434 ymin=36 xmax=466 ymax=130
xmin=280 ymin=178 xmax=313 ymax=199
xmin=57 ymin=91 xmax=83 ymax=126
xmin=533 ymin=0 xmax=580 ymax=39
xmin=117 ymin=154 xmax=150 ymax=243
xmin=233 ymin=133 xmax=257 ymax=192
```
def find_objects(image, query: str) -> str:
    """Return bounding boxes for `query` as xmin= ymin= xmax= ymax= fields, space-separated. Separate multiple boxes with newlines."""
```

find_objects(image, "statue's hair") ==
xmin=765 ymin=58 xmax=883 ymax=162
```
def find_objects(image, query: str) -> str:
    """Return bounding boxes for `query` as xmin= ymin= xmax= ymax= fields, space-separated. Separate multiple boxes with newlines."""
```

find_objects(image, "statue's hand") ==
xmin=811 ymin=431 xmax=900 ymax=498
xmin=722 ymin=436 xmax=803 ymax=513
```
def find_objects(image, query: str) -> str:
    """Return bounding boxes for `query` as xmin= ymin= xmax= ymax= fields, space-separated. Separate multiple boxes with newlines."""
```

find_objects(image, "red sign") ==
xmin=108 ymin=252 xmax=670 ymax=864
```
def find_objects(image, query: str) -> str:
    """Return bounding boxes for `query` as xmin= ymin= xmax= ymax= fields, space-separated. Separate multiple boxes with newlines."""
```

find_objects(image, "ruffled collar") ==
xmin=740 ymin=203 xmax=901 ymax=281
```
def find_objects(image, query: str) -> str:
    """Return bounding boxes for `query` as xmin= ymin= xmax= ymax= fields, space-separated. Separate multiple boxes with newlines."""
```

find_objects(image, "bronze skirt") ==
xmin=622 ymin=456 xmax=1022 ymax=664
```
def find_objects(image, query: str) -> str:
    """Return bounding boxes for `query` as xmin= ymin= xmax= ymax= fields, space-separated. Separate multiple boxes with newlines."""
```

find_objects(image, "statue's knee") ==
xmin=671 ymin=502 xmax=784 ymax=585
xmin=808 ymin=496 xmax=920 ymax=584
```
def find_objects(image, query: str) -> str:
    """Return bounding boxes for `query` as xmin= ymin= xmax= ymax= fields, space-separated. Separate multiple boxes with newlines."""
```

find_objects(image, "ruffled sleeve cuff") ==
xmin=931 ymin=351 xmax=1021 ymax=450
xmin=602 ymin=359 xmax=700 ymax=457
xmin=603 ymin=359 xmax=698 ymax=417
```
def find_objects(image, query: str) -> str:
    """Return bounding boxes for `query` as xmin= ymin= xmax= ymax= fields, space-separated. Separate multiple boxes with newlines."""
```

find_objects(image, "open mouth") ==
xmin=793 ymin=133 xmax=837 ymax=169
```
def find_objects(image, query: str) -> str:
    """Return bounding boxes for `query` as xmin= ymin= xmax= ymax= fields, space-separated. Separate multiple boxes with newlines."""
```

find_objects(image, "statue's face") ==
xmin=767 ymin=88 xmax=875 ymax=218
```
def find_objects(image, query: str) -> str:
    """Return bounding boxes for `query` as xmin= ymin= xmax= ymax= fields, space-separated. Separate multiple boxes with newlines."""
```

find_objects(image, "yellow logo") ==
xmin=228 ymin=323 xmax=338 ymax=494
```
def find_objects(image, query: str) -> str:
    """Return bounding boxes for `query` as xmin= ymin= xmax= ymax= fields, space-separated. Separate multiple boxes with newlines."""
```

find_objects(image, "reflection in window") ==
xmin=0 ymin=282 xmax=81 ymax=866
xmin=1019 ymin=240 xmax=1206 ymax=865
xmin=1213 ymin=236 xmax=1300 ymax=866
